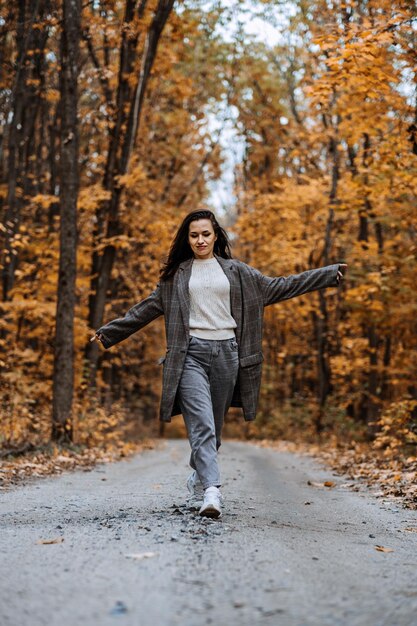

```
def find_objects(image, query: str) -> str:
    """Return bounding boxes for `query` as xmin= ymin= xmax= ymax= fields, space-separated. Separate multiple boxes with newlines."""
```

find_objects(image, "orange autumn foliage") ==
xmin=0 ymin=0 xmax=416 ymax=473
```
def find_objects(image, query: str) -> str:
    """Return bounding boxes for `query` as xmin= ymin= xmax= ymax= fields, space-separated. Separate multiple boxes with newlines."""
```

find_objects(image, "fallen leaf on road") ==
xmin=374 ymin=545 xmax=394 ymax=553
xmin=36 ymin=537 xmax=64 ymax=545
xmin=404 ymin=527 xmax=417 ymax=533
xmin=125 ymin=552 xmax=157 ymax=560
xmin=307 ymin=480 xmax=335 ymax=488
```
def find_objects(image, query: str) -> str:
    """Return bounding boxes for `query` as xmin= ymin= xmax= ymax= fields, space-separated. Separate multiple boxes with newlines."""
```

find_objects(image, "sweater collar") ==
xmin=178 ymin=254 xmax=235 ymax=271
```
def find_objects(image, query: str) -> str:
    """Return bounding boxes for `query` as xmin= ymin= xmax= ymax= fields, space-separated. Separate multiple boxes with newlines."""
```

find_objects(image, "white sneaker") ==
xmin=199 ymin=486 xmax=222 ymax=519
xmin=186 ymin=470 xmax=204 ymax=498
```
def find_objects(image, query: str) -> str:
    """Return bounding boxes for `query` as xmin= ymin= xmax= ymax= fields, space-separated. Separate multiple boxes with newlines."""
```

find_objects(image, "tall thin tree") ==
xmin=52 ymin=0 xmax=81 ymax=441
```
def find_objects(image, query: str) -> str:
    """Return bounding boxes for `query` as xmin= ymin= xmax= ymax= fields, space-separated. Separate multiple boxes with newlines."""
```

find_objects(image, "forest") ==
xmin=0 ymin=0 xmax=416 ymax=499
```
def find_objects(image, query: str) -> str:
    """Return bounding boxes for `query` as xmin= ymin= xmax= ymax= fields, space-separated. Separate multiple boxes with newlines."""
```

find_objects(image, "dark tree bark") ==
xmin=1 ymin=0 xmax=33 ymax=300
xmin=52 ymin=0 xmax=81 ymax=442
xmin=361 ymin=133 xmax=383 ymax=431
xmin=313 ymin=121 xmax=339 ymax=435
xmin=1 ymin=0 xmax=52 ymax=299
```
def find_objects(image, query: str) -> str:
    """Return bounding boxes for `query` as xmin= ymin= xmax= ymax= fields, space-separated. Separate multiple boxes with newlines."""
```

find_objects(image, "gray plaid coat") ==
xmin=97 ymin=256 xmax=341 ymax=422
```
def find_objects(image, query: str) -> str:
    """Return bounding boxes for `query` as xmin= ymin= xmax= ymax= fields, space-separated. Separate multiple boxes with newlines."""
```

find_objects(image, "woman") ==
xmin=92 ymin=210 xmax=347 ymax=519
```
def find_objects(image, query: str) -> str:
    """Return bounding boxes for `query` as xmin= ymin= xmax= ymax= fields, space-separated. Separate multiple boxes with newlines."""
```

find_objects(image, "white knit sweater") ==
xmin=189 ymin=257 xmax=237 ymax=339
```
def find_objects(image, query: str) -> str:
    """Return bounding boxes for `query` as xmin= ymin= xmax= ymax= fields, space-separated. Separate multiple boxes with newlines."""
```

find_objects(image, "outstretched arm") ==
xmin=91 ymin=284 xmax=164 ymax=349
xmin=252 ymin=263 xmax=347 ymax=307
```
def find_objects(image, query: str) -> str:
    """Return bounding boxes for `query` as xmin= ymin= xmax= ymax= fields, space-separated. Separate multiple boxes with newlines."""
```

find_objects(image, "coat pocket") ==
xmin=239 ymin=352 xmax=264 ymax=367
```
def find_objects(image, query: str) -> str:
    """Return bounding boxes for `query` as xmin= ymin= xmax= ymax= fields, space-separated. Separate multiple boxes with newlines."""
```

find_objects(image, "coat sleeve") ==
xmin=250 ymin=264 xmax=341 ymax=307
xmin=95 ymin=284 xmax=164 ymax=349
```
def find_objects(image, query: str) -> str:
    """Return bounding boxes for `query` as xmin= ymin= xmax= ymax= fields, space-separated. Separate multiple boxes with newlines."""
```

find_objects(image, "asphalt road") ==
xmin=1 ymin=439 xmax=417 ymax=626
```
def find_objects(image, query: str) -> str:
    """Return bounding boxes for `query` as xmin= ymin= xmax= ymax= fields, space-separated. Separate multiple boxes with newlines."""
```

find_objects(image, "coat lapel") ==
xmin=176 ymin=257 xmax=193 ymax=336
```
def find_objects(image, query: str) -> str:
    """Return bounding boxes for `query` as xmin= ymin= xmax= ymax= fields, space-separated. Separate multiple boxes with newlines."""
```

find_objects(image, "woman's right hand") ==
xmin=90 ymin=333 xmax=103 ymax=344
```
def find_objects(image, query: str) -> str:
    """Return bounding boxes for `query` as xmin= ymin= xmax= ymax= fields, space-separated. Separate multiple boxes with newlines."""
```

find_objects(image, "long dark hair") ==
xmin=160 ymin=210 xmax=232 ymax=281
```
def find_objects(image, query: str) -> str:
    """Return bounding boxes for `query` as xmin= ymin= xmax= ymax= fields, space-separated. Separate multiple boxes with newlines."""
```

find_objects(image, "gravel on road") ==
xmin=1 ymin=439 xmax=417 ymax=626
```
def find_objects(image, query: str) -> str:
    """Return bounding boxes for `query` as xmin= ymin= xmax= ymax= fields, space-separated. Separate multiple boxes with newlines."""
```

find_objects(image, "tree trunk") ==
xmin=52 ymin=0 xmax=81 ymax=442
xmin=362 ymin=133 xmax=382 ymax=433
xmin=1 ymin=0 xmax=32 ymax=300
xmin=313 ymin=128 xmax=339 ymax=434
xmin=1 ymin=0 xmax=52 ymax=299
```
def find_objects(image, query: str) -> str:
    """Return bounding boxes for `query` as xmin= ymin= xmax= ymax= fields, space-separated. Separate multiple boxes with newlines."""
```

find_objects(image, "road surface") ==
xmin=1 ymin=440 xmax=417 ymax=626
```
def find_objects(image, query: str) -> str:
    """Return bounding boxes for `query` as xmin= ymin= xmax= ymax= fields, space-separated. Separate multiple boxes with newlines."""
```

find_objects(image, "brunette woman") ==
xmin=92 ymin=210 xmax=347 ymax=518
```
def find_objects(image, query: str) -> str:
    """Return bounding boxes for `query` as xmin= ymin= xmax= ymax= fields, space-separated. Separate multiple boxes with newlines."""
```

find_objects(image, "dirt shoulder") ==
xmin=0 ymin=439 xmax=157 ymax=491
xmin=255 ymin=438 xmax=417 ymax=510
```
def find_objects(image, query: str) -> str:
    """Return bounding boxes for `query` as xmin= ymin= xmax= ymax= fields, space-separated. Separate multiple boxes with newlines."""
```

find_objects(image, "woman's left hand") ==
xmin=337 ymin=263 xmax=348 ymax=283
xmin=90 ymin=333 xmax=103 ymax=344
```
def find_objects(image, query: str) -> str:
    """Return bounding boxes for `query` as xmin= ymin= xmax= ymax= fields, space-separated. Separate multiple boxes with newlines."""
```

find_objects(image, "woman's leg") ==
xmin=178 ymin=339 xmax=220 ymax=489
xmin=209 ymin=338 xmax=239 ymax=451
xmin=178 ymin=337 xmax=239 ymax=490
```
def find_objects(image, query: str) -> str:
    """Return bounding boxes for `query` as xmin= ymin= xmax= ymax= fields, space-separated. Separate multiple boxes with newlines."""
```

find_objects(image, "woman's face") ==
xmin=188 ymin=219 xmax=217 ymax=260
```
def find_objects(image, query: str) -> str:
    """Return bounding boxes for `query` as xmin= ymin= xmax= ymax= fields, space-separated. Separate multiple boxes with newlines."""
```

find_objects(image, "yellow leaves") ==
xmin=26 ymin=78 xmax=41 ymax=88
xmin=367 ymin=300 xmax=384 ymax=313
xmin=3 ymin=298 xmax=56 ymax=317
xmin=331 ymin=354 xmax=356 ymax=379
xmin=31 ymin=194 xmax=59 ymax=209
xmin=376 ymin=32 xmax=394 ymax=45
xmin=373 ymin=400 xmax=417 ymax=454
xmin=117 ymin=163 xmax=147 ymax=189
xmin=95 ymin=234 xmax=133 ymax=253
xmin=312 ymin=35 xmax=339 ymax=50
xmin=346 ymin=283 xmax=379 ymax=305
xmin=77 ymin=185 xmax=111 ymax=213
xmin=44 ymin=89 xmax=60 ymax=103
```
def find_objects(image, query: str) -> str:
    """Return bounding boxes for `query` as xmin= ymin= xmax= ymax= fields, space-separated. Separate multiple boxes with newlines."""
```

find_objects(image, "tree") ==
xmin=52 ymin=0 xmax=81 ymax=441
